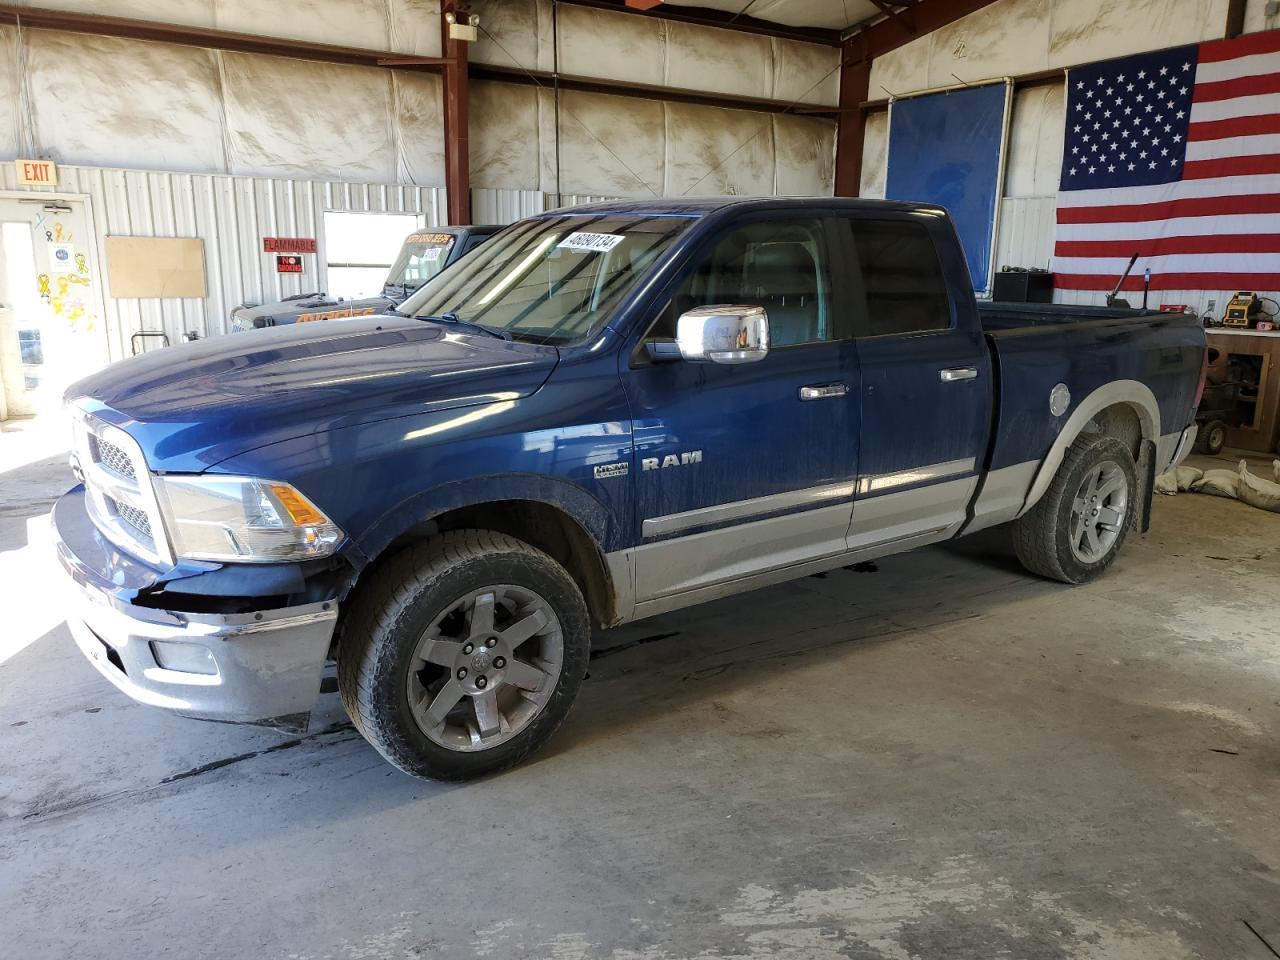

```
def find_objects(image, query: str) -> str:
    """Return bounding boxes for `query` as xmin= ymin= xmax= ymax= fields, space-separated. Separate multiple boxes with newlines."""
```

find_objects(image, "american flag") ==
xmin=1053 ymin=31 xmax=1280 ymax=293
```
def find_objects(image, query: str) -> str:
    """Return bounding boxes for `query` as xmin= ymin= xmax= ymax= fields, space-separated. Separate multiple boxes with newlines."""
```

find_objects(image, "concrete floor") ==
xmin=2 ymin=420 xmax=1278 ymax=960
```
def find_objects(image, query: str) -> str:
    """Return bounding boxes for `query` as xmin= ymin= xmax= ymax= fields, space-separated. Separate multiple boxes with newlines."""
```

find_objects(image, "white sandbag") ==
xmin=1155 ymin=465 xmax=1201 ymax=495
xmin=1190 ymin=469 xmax=1240 ymax=499
xmin=1174 ymin=465 xmax=1203 ymax=491
xmin=1236 ymin=460 xmax=1280 ymax=513
xmin=1273 ymin=459 xmax=1280 ymax=483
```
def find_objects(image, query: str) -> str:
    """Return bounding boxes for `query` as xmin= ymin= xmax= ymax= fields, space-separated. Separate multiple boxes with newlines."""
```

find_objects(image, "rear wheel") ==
xmin=338 ymin=530 xmax=590 ymax=781
xmin=1013 ymin=434 xmax=1138 ymax=584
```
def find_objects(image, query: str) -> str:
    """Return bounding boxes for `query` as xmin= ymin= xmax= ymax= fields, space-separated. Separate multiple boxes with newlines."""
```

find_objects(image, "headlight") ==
xmin=155 ymin=475 xmax=343 ymax=563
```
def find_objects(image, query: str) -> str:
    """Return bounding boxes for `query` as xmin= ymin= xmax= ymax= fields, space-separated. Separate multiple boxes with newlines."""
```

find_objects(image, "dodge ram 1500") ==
xmin=54 ymin=198 xmax=1206 ymax=780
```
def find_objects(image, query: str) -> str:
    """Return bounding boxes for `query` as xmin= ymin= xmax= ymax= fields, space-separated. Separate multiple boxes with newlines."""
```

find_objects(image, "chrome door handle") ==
xmin=939 ymin=367 xmax=978 ymax=382
xmin=799 ymin=382 xmax=848 ymax=401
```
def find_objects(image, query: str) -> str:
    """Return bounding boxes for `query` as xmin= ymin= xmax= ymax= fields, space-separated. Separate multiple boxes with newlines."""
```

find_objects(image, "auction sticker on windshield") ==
xmin=557 ymin=232 xmax=625 ymax=253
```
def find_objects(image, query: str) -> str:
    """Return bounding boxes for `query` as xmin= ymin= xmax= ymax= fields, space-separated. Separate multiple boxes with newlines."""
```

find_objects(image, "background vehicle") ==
xmin=53 ymin=198 xmax=1205 ymax=781
xmin=229 ymin=224 xmax=498 ymax=331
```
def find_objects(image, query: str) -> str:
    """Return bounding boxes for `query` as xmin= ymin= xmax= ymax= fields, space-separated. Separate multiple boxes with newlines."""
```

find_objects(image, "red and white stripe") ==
xmin=1054 ymin=31 xmax=1280 ymax=292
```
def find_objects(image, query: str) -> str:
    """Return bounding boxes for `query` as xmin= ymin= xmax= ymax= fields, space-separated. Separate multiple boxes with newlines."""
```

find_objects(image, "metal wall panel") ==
xmin=994 ymin=196 xmax=1056 ymax=272
xmin=0 ymin=163 xmax=444 ymax=361
xmin=470 ymin=188 xmax=546 ymax=224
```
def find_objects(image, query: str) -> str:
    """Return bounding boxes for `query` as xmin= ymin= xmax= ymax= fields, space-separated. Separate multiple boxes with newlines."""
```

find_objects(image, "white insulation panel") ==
xmin=859 ymin=111 xmax=888 ymax=200
xmin=471 ymin=83 xmax=836 ymax=199
xmin=871 ymin=0 xmax=1232 ymax=96
xmin=474 ymin=1 xmax=840 ymax=108
xmin=5 ymin=0 xmax=443 ymax=57
xmin=4 ymin=27 xmax=448 ymax=187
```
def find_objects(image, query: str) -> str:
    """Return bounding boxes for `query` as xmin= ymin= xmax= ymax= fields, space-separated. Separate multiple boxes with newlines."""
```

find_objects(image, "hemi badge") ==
xmin=594 ymin=462 xmax=629 ymax=480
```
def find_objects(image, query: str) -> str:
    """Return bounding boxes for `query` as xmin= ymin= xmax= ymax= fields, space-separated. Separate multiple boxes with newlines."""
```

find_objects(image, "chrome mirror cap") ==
xmin=675 ymin=304 xmax=769 ymax=364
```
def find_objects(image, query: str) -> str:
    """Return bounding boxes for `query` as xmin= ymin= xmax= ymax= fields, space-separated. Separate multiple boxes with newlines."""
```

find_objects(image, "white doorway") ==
xmin=0 ymin=194 xmax=108 ymax=419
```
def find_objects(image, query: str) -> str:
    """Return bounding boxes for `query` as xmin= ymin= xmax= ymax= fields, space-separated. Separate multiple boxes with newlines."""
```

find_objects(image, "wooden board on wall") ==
xmin=104 ymin=237 xmax=206 ymax=299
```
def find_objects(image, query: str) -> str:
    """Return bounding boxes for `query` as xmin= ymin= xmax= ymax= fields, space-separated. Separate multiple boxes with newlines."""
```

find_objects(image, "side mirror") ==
xmin=675 ymin=305 xmax=769 ymax=364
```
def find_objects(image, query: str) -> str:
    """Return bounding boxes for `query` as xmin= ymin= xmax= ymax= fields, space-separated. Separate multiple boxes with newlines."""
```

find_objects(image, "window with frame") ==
xmin=646 ymin=219 xmax=834 ymax=348
xmin=323 ymin=211 xmax=422 ymax=300
xmin=847 ymin=219 xmax=952 ymax=337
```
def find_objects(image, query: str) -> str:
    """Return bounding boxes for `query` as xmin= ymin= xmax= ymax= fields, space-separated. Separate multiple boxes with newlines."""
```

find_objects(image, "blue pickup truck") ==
xmin=54 ymin=198 xmax=1205 ymax=781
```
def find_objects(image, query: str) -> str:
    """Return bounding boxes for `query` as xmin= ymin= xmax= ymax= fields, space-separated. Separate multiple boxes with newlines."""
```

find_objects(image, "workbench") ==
xmin=1205 ymin=328 xmax=1280 ymax=454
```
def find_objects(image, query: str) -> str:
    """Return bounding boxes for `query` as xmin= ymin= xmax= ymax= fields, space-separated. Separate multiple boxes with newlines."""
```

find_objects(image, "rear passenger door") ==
xmin=837 ymin=213 xmax=993 ymax=551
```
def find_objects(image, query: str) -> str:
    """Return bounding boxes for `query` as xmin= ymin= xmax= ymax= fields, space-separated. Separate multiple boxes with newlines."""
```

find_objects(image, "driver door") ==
xmin=622 ymin=216 xmax=860 ymax=603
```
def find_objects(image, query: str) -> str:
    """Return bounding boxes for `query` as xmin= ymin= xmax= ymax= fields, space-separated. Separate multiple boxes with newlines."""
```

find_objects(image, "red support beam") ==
xmin=441 ymin=2 xmax=471 ymax=226
xmin=834 ymin=51 xmax=870 ymax=196
xmin=1226 ymin=0 xmax=1247 ymax=38
xmin=835 ymin=0 xmax=1005 ymax=196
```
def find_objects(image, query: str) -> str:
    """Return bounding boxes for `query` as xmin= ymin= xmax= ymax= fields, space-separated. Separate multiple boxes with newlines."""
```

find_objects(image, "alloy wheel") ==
xmin=407 ymin=585 xmax=564 ymax=752
xmin=1069 ymin=460 xmax=1129 ymax=564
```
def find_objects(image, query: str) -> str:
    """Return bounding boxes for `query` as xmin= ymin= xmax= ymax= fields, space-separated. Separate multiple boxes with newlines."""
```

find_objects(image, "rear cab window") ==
xmin=843 ymin=219 xmax=953 ymax=338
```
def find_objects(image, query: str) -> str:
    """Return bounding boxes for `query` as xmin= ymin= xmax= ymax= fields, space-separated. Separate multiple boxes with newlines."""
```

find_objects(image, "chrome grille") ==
xmin=91 ymin=435 xmax=137 ymax=480
xmin=108 ymin=496 xmax=153 ymax=539
xmin=71 ymin=404 xmax=171 ymax=566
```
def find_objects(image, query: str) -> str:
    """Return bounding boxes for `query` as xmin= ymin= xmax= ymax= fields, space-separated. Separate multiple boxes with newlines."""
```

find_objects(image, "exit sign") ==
xmin=16 ymin=159 xmax=57 ymax=186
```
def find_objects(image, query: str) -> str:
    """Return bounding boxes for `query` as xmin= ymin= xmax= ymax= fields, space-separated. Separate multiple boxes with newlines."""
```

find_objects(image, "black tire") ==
xmin=1193 ymin=419 xmax=1227 ymax=456
xmin=338 ymin=530 xmax=590 ymax=781
xmin=1013 ymin=433 xmax=1138 ymax=585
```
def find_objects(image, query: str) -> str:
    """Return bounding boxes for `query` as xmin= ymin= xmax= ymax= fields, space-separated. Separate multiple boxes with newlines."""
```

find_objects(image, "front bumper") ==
xmin=53 ymin=487 xmax=337 ymax=732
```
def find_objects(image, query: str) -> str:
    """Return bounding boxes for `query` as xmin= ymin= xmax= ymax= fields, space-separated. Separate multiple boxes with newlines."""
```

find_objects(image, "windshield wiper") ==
xmin=419 ymin=312 xmax=511 ymax=341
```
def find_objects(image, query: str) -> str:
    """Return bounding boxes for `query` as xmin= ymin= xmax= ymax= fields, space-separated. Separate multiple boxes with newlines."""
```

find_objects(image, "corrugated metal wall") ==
xmin=0 ymin=163 xmax=445 ymax=360
xmin=994 ymin=196 xmax=1056 ymax=272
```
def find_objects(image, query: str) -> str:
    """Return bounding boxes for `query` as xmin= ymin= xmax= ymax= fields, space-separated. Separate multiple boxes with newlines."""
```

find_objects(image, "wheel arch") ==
xmin=350 ymin=475 xmax=621 ymax=629
xmin=1018 ymin=380 xmax=1160 ymax=517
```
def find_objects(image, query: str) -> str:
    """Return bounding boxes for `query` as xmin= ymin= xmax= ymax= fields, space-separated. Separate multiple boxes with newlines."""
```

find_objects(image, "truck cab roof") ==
xmin=535 ymin=197 xmax=951 ymax=220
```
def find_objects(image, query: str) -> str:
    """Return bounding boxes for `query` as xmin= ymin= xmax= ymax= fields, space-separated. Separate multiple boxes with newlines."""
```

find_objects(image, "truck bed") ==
xmin=974 ymin=301 xmax=1203 ymax=492
xmin=979 ymin=301 xmax=1169 ymax=334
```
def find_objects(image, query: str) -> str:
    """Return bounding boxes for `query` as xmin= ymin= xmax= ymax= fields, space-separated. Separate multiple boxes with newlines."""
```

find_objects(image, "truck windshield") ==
xmin=401 ymin=214 xmax=693 ymax=344
xmin=384 ymin=233 xmax=456 ymax=296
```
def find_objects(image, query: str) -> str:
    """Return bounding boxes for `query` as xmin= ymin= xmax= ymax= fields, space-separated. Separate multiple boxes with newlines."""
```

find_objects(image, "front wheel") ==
xmin=1013 ymin=433 xmax=1138 ymax=584
xmin=338 ymin=531 xmax=590 ymax=781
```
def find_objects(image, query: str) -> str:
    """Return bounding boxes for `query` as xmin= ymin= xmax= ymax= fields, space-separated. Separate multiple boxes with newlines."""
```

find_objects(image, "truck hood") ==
xmin=68 ymin=314 xmax=560 ymax=471
xmin=230 ymin=293 xmax=397 ymax=329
